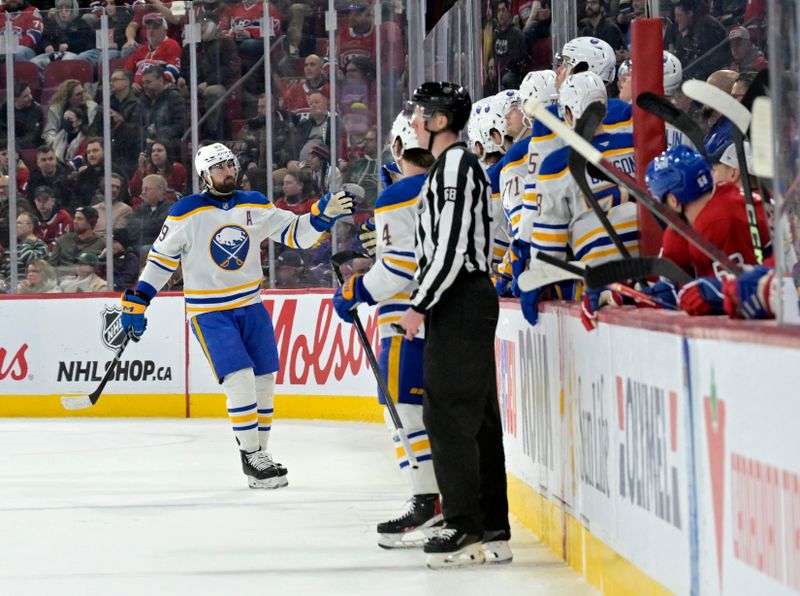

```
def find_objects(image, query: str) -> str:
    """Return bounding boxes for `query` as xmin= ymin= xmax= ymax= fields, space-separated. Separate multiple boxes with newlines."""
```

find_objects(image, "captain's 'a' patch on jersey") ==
xmin=210 ymin=225 xmax=251 ymax=271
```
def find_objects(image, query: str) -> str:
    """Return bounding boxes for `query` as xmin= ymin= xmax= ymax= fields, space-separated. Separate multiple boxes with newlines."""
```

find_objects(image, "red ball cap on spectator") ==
xmin=309 ymin=145 xmax=331 ymax=163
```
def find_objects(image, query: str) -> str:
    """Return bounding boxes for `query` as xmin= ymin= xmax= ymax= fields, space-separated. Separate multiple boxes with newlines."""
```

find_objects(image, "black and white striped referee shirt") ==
xmin=410 ymin=143 xmax=493 ymax=312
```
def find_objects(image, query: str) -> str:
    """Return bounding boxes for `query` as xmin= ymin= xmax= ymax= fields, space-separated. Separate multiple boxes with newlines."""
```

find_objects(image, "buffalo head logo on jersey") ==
xmin=210 ymin=225 xmax=250 ymax=271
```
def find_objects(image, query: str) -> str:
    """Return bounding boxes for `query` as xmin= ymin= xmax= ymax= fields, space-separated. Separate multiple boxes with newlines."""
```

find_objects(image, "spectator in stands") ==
xmin=32 ymin=185 xmax=72 ymax=249
xmin=129 ymin=139 xmax=187 ymax=203
xmin=296 ymin=90 xmax=338 ymax=162
xmin=274 ymin=249 xmax=321 ymax=289
xmin=124 ymin=0 xmax=180 ymax=52
xmin=49 ymin=205 xmax=105 ymax=270
xmin=0 ymin=0 xmax=43 ymax=62
xmin=98 ymin=228 xmax=140 ymax=291
xmin=17 ymin=260 xmax=60 ymax=294
xmin=58 ymin=251 xmax=107 ymax=292
xmin=138 ymin=65 xmax=186 ymax=147
xmin=93 ymin=173 xmax=133 ymax=235
xmin=493 ymin=0 xmax=529 ymax=90
xmin=108 ymin=69 xmax=142 ymax=176
xmin=728 ymin=27 xmax=768 ymax=72
xmin=236 ymin=93 xmax=299 ymax=170
xmin=79 ymin=1 xmax=134 ymax=69
xmin=283 ymin=54 xmax=330 ymax=114
xmin=126 ymin=174 xmax=171 ymax=250
xmin=522 ymin=0 xmax=552 ymax=71
xmin=0 ymin=175 xmax=32 ymax=251
xmin=339 ymin=57 xmax=375 ymax=115
xmin=286 ymin=0 xmax=325 ymax=58
xmin=670 ymin=0 xmax=727 ymax=81
xmin=731 ymin=71 xmax=757 ymax=102
xmin=0 ymin=211 xmax=49 ymax=281
xmin=43 ymin=79 xmax=100 ymax=146
xmin=337 ymin=2 xmax=403 ymax=76
xmin=274 ymin=171 xmax=317 ymax=215
xmin=0 ymin=82 xmax=44 ymax=150
xmin=614 ymin=0 xmax=647 ymax=53
xmin=344 ymin=128 xmax=378 ymax=207
xmin=226 ymin=0 xmax=280 ymax=81
xmin=125 ymin=13 xmax=181 ymax=88
xmin=71 ymin=137 xmax=120 ymax=211
xmin=0 ymin=143 xmax=30 ymax=195
xmin=306 ymin=144 xmax=341 ymax=194
xmin=340 ymin=102 xmax=371 ymax=165
xmin=51 ymin=106 xmax=90 ymax=173
xmin=579 ymin=0 xmax=624 ymax=59
xmin=241 ymin=168 xmax=269 ymax=194
xmin=31 ymin=0 xmax=95 ymax=72
xmin=26 ymin=147 xmax=70 ymax=206
xmin=177 ymin=15 xmax=240 ymax=140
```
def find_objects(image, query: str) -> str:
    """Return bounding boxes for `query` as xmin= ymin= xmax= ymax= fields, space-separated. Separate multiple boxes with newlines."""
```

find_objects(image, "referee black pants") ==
xmin=422 ymin=271 xmax=510 ymax=536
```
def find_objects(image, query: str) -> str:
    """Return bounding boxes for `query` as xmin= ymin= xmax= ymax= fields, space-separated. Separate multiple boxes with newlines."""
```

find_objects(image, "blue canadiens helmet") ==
xmin=646 ymin=145 xmax=713 ymax=204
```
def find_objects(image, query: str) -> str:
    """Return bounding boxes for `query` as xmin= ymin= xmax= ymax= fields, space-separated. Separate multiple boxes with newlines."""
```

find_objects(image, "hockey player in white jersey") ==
xmin=522 ymin=72 xmax=638 ymax=329
xmin=331 ymin=112 xmax=442 ymax=549
xmin=501 ymin=70 xmax=557 ymax=295
xmin=616 ymin=50 xmax=694 ymax=149
xmin=120 ymin=143 xmax=354 ymax=489
xmin=523 ymin=37 xmax=632 ymax=247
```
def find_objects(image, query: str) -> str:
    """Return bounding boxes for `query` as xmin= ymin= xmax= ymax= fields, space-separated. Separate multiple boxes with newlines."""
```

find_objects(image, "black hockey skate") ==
xmin=240 ymin=450 xmax=288 ymax=489
xmin=377 ymin=493 xmax=443 ymax=549
xmin=424 ymin=527 xmax=485 ymax=569
xmin=482 ymin=529 xmax=513 ymax=564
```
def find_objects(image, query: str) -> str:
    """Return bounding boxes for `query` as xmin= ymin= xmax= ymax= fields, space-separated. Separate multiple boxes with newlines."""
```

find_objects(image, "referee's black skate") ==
xmin=240 ymin=450 xmax=288 ymax=489
xmin=424 ymin=527 xmax=485 ymax=569
xmin=377 ymin=493 xmax=443 ymax=549
xmin=482 ymin=529 xmax=513 ymax=564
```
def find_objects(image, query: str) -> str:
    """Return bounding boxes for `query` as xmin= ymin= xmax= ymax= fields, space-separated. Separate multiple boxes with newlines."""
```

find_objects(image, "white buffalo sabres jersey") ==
xmin=362 ymin=174 xmax=426 ymax=340
xmin=532 ymin=132 xmax=639 ymax=265
xmin=665 ymin=122 xmax=697 ymax=150
xmin=138 ymin=190 xmax=323 ymax=317
xmin=523 ymin=100 xmax=633 ymax=243
xmin=485 ymin=159 xmax=510 ymax=268
xmin=500 ymin=134 xmax=533 ymax=243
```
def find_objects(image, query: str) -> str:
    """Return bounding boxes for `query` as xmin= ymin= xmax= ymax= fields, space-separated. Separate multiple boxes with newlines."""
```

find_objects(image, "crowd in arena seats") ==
xmin=0 ymin=0 xmax=769 ymax=296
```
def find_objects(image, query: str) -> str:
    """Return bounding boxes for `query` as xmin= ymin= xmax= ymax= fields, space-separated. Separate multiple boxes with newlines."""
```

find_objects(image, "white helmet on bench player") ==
xmin=390 ymin=110 xmax=422 ymax=164
xmin=616 ymin=51 xmax=682 ymax=97
xmin=477 ymin=93 xmax=510 ymax=156
xmin=559 ymin=71 xmax=608 ymax=126
xmin=195 ymin=143 xmax=240 ymax=192
xmin=558 ymin=37 xmax=616 ymax=85
xmin=519 ymin=69 xmax=557 ymax=119
xmin=467 ymin=97 xmax=490 ymax=156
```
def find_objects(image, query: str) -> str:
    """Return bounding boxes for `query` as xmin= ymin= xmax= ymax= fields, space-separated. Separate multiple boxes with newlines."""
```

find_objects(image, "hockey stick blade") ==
xmin=518 ymin=260 xmax=585 ymax=292
xmin=681 ymin=79 xmax=752 ymax=135
xmin=330 ymin=249 xmax=370 ymax=269
xmin=607 ymin=283 xmax=677 ymax=310
xmin=750 ymin=97 xmax=774 ymax=179
xmin=60 ymin=331 xmax=133 ymax=411
xmin=636 ymin=92 xmax=706 ymax=154
xmin=531 ymin=102 xmax=743 ymax=275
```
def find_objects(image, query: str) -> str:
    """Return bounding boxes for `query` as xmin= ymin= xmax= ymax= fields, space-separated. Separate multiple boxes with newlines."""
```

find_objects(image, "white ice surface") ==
xmin=0 ymin=419 xmax=596 ymax=596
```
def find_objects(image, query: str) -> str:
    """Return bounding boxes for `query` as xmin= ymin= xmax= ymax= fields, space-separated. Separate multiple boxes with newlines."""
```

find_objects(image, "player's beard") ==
xmin=212 ymin=176 xmax=236 ymax=194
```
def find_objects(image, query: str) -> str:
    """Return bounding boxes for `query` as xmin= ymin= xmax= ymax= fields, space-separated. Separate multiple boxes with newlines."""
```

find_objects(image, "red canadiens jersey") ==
xmin=36 ymin=209 xmax=73 ymax=249
xmin=337 ymin=22 xmax=404 ymax=75
xmin=661 ymin=183 xmax=770 ymax=278
xmin=282 ymin=80 xmax=330 ymax=113
xmin=125 ymin=38 xmax=182 ymax=84
xmin=0 ymin=6 xmax=43 ymax=48
xmin=337 ymin=25 xmax=375 ymax=69
xmin=226 ymin=1 xmax=282 ymax=39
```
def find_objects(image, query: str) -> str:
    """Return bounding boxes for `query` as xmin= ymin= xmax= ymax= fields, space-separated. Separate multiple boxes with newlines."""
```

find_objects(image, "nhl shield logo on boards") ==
xmin=101 ymin=305 xmax=124 ymax=352
xmin=210 ymin=225 xmax=250 ymax=271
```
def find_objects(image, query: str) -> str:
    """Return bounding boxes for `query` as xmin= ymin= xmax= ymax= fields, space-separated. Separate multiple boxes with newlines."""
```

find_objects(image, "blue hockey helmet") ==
xmin=646 ymin=145 xmax=713 ymax=204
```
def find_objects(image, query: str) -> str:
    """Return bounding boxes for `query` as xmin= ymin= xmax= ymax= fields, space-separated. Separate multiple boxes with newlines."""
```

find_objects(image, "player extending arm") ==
xmin=120 ymin=143 xmax=353 ymax=489
xmin=331 ymin=111 xmax=441 ymax=549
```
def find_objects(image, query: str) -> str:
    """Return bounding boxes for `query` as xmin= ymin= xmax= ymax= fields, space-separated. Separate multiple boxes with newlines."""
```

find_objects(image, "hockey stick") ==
xmin=530 ymin=102 xmax=744 ymax=275
xmin=330 ymin=250 xmax=419 ymax=470
xmin=60 ymin=330 xmax=133 ymax=410
xmin=607 ymin=283 xmax=677 ymax=310
xmin=533 ymin=251 xmax=692 ymax=289
xmin=635 ymin=92 xmax=707 ymax=154
xmin=569 ymin=102 xmax=634 ymax=260
xmin=750 ymin=97 xmax=773 ymax=180
xmin=517 ymin=259 xmax=585 ymax=291
xmin=682 ymin=79 xmax=764 ymax=264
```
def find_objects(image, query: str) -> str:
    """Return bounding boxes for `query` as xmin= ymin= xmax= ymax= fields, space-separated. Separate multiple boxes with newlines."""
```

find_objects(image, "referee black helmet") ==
xmin=411 ymin=82 xmax=472 ymax=133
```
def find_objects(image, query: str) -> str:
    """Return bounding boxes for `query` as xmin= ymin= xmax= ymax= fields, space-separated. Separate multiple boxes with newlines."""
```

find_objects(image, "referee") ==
xmin=397 ymin=82 xmax=510 ymax=569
